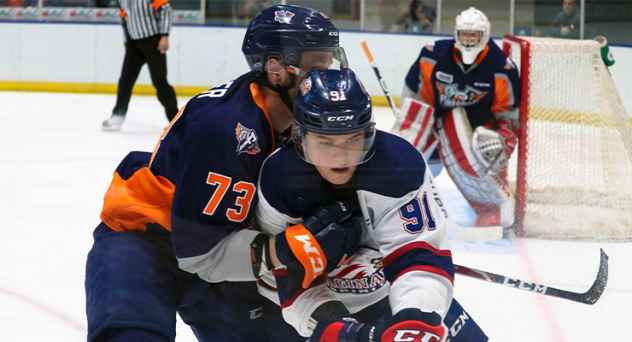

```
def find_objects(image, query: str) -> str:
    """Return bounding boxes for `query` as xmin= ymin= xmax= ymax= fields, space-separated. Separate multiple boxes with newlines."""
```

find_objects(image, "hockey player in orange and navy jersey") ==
xmin=85 ymin=6 xmax=360 ymax=342
xmin=392 ymin=7 xmax=521 ymax=236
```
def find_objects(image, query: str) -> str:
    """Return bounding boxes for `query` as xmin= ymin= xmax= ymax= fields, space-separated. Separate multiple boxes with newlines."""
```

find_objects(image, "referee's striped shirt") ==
xmin=119 ymin=0 xmax=172 ymax=41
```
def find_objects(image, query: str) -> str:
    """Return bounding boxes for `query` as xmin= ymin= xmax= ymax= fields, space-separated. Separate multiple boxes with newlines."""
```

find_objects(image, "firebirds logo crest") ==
xmin=436 ymin=81 xmax=488 ymax=108
xmin=274 ymin=10 xmax=295 ymax=24
xmin=235 ymin=123 xmax=261 ymax=155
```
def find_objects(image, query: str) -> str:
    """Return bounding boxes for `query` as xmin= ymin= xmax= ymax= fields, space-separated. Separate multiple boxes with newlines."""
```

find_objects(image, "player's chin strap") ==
xmin=270 ymin=72 xmax=296 ymax=112
xmin=255 ymin=71 xmax=297 ymax=112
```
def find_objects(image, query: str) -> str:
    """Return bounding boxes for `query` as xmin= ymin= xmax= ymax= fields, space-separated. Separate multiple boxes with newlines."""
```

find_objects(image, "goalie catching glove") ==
xmin=274 ymin=201 xmax=362 ymax=290
xmin=471 ymin=118 xmax=517 ymax=175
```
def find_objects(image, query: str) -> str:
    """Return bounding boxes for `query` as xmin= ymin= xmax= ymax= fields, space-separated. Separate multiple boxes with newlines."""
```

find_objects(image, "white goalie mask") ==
xmin=454 ymin=7 xmax=490 ymax=65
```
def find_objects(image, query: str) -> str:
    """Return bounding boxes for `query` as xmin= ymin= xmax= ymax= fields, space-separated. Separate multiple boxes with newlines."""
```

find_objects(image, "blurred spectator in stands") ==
xmin=24 ymin=0 xmax=60 ymax=6
xmin=96 ymin=0 xmax=118 ymax=7
xmin=379 ymin=0 xmax=401 ymax=32
xmin=550 ymin=0 xmax=580 ymax=39
xmin=1 ymin=0 xmax=23 ymax=6
xmin=395 ymin=0 xmax=435 ymax=33
xmin=238 ymin=0 xmax=279 ymax=18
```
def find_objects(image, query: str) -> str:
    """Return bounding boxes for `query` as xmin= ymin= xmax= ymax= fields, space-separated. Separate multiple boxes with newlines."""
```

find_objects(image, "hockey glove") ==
xmin=310 ymin=316 xmax=381 ymax=342
xmin=381 ymin=309 xmax=446 ymax=342
xmin=472 ymin=119 xmax=517 ymax=175
xmin=275 ymin=201 xmax=362 ymax=290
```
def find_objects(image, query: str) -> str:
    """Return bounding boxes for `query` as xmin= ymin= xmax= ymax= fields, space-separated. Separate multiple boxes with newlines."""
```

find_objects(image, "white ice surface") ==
xmin=0 ymin=92 xmax=630 ymax=341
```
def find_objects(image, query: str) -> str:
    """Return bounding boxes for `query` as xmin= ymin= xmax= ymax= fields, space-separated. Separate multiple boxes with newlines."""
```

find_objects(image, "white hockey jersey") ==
xmin=255 ymin=130 xmax=455 ymax=337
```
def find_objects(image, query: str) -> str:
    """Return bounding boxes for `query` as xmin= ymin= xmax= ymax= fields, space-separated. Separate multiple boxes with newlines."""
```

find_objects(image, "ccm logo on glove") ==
xmin=388 ymin=330 xmax=441 ymax=342
xmin=286 ymin=225 xmax=327 ymax=288
xmin=295 ymin=234 xmax=325 ymax=273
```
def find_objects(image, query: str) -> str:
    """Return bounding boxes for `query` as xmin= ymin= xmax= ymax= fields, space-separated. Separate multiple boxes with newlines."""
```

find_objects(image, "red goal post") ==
xmin=501 ymin=35 xmax=632 ymax=240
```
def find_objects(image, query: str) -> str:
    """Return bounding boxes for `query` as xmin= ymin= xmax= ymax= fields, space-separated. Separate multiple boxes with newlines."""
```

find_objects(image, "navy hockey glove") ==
xmin=310 ymin=317 xmax=381 ymax=342
xmin=381 ymin=309 xmax=446 ymax=342
xmin=275 ymin=201 xmax=362 ymax=289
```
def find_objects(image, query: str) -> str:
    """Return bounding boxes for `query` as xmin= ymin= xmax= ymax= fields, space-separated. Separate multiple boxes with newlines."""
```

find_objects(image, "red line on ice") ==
xmin=515 ymin=239 xmax=568 ymax=342
xmin=0 ymin=286 xmax=86 ymax=333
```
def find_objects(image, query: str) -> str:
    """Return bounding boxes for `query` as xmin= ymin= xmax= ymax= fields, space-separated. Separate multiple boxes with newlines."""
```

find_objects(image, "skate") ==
xmin=102 ymin=114 xmax=125 ymax=132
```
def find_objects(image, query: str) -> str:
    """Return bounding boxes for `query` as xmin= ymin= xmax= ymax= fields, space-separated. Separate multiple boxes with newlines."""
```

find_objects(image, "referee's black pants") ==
xmin=113 ymin=34 xmax=178 ymax=122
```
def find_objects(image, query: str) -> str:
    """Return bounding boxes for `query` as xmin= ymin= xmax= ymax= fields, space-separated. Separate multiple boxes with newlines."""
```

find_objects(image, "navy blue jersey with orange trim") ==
xmin=101 ymin=72 xmax=275 ymax=262
xmin=404 ymin=39 xmax=520 ymax=129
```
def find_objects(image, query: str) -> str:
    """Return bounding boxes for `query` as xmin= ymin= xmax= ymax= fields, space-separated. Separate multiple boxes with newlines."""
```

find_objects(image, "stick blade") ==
xmin=581 ymin=248 xmax=609 ymax=305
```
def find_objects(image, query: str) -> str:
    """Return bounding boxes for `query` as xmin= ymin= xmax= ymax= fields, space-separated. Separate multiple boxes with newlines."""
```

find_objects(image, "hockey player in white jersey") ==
xmin=256 ymin=68 xmax=488 ymax=342
xmin=392 ymin=8 xmax=521 ymax=236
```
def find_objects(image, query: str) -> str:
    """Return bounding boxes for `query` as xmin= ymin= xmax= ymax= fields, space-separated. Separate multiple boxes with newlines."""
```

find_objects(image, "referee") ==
xmin=102 ymin=0 xmax=179 ymax=131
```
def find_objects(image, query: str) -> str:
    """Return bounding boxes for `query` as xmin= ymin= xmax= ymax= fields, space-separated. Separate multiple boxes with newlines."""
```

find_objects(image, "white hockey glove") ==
xmin=472 ymin=126 xmax=508 ymax=175
xmin=471 ymin=118 xmax=518 ymax=175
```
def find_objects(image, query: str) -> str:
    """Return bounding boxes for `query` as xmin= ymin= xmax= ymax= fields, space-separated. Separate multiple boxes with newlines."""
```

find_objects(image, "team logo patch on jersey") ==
xmin=274 ymin=10 xmax=295 ymax=24
xmin=300 ymin=77 xmax=312 ymax=96
xmin=436 ymin=71 xmax=454 ymax=83
xmin=436 ymin=82 xmax=488 ymax=108
xmin=326 ymin=259 xmax=386 ymax=294
xmin=235 ymin=123 xmax=261 ymax=155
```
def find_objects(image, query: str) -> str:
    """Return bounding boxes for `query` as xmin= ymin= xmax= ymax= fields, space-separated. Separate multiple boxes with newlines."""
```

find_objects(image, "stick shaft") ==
xmin=454 ymin=248 xmax=608 ymax=305
xmin=360 ymin=39 xmax=398 ymax=117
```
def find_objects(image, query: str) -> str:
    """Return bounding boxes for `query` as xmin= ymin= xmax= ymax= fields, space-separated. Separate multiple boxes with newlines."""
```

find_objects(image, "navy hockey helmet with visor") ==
xmin=242 ymin=5 xmax=348 ymax=77
xmin=293 ymin=68 xmax=376 ymax=168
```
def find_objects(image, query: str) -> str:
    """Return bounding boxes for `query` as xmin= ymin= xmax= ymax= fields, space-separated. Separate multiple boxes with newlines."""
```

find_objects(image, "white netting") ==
xmin=504 ymin=36 xmax=632 ymax=241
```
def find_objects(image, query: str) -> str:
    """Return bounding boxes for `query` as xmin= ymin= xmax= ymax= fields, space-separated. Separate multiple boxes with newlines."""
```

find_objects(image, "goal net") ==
xmin=502 ymin=35 xmax=632 ymax=241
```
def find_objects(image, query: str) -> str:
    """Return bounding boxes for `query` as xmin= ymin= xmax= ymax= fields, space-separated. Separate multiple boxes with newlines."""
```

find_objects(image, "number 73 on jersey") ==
xmin=202 ymin=172 xmax=255 ymax=223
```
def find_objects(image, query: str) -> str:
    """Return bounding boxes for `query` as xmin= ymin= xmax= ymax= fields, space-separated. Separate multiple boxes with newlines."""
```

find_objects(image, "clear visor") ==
xmin=294 ymin=122 xmax=376 ymax=168
xmin=457 ymin=30 xmax=483 ymax=48
xmin=265 ymin=47 xmax=348 ymax=78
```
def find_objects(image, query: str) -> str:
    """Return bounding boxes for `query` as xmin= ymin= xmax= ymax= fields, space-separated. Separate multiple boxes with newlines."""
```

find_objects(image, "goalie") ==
xmin=392 ymin=7 xmax=521 ymax=231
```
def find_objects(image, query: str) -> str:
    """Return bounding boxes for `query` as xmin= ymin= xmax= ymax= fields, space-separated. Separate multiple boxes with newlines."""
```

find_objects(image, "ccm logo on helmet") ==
xmin=327 ymin=116 xmax=354 ymax=121
xmin=392 ymin=330 xmax=441 ymax=342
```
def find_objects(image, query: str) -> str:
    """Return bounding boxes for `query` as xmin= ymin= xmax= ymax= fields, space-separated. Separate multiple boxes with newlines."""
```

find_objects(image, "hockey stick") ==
xmin=454 ymin=248 xmax=609 ymax=305
xmin=360 ymin=39 xmax=398 ymax=117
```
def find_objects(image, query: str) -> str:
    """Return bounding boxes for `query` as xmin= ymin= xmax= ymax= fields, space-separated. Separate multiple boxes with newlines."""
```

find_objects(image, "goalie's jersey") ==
xmin=404 ymin=38 xmax=520 ymax=129
xmin=255 ymin=131 xmax=455 ymax=336
xmin=99 ymin=72 xmax=277 ymax=282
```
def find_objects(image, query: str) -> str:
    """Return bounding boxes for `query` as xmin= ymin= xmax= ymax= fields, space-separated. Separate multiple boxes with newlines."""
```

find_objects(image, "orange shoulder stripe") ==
xmin=100 ymin=168 xmax=175 ymax=232
xmin=152 ymin=0 xmax=169 ymax=11
xmin=419 ymin=60 xmax=436 ymax=106
xmin=119 ymin=9 xmax=125 ymax=19
xmin=492 ymin=76 xmax=511 ymax=115
xmin=250 ymin=82 xmax=275 ymax=154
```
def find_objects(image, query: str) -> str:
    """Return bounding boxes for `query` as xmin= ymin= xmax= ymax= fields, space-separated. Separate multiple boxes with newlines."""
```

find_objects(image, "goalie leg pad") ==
xmin=436 ymin=108 xmax=515 ymax=228
xmin=391 ymin=96 xmax=435 ymax=152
